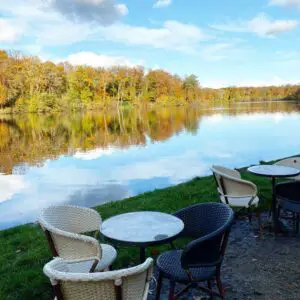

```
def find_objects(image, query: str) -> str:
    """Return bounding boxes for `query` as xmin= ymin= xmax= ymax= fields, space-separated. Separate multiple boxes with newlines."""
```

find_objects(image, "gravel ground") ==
xmin=148 ymin=213 xmax=300 ymax=300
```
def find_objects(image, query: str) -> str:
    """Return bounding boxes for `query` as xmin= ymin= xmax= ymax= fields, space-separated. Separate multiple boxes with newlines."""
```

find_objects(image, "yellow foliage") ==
xmin=0 ymin=83 xmax=8 ymax=104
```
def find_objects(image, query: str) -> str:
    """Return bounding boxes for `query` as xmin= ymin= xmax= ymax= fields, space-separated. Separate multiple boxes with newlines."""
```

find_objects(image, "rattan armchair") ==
xmin=211 ymin=165 xmax=260 ymax=222
xmin=43 ymin=257 xmax=153 ymax=300
xmin=155 ymin=203 xmax=234 ymax=300
xmin=275 ymin=157 xmax=300 ymax=181
xmin=38 ymin=205 xmax=117 ymax=273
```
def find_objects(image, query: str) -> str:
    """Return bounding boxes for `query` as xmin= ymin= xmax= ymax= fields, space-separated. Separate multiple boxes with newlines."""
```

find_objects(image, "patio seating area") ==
xmin=3 ymin=156 xmax=300 ymax=300
xmin=37 ymin=157 xmax=300 ymax=299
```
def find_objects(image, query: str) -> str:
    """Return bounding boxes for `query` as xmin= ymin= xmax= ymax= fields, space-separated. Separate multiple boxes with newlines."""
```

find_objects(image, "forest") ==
xmin=0 ymin=50 xmax=300 ymax=113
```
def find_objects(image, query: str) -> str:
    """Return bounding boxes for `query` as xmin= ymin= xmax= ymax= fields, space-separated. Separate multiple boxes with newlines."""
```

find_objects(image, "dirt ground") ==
xmin=149 ymin=214 xmax=300 ymax=300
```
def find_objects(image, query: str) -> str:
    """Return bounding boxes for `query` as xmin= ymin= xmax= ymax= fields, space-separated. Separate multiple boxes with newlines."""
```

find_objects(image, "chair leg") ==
xmin=216 ymin=273 xmax=225 ymax=300
xmin=247 ymin=208 xmax=252 ymax=224
xmin=256 ymin=208 xmax=262 ymax=232
xmin=169 ymin=280 xmax=176 ymax=300
xmin=293 ymin=213 xmax=297 ymax=234
xmin=207 ymin=280 xmax=213 ymax=300
xmin=277 ymin=205 xmax=281 ymax=219
xmin=155 ymin=271 xmax=163 ymax=300
xmin=268 ymin=205 xmax=272 ymax=218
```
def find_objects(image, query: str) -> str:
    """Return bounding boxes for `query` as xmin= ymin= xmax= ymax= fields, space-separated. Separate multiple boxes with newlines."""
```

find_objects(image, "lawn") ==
xmin=0 ymin=166 xmax=274 ymax=300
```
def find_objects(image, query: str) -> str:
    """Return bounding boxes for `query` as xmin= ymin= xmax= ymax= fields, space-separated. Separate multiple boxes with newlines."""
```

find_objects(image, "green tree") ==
xmin=182 ymin=74 xmax=199 ymax=102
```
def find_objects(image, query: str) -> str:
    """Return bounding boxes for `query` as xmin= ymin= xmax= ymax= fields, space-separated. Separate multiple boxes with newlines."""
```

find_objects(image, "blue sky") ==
xmin=0 ymin=0 xmax=300 ymax=87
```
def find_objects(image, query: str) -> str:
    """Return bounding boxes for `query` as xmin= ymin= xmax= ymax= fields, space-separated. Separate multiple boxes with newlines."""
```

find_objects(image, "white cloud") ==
xmin=0 ymin=1 xmax=97 ymax=46
xmin=64 ymin=51 xmax=141 ymax=68
xmin=46 ymin=0 xmax=128 ymax=25
xmin=269 ymin=0 xmax=300 ymax=8
xmin=211 ymin=13 xmax=299 ymax=37
xmin=0 ymin=1 xmax=207 ymax=54
xmin=97 ymin=20 xmax=208 ymax=53
xmin=249 ymin=14 xmax=298 ymax=36
xmin=32 ymin=19 xmax=208 ymax=53
xmin=153 ymin=0 xmax=172 ymax=8
xmin=198 ymin=39 xmax=251 ymax=63
xmin=115 ymin=3 xmax=129 ymax=15
xmin=0 ymin=19 xmax=24 ymax=42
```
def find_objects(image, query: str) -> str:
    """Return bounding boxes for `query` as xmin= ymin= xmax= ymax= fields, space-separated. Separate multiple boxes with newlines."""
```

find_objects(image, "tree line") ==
xmin=0 ymin=50 xmax=299 ymax=113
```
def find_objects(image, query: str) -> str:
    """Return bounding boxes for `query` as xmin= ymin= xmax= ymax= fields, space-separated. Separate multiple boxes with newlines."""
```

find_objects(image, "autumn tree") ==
xmin=68 ymin=66 xmax=97 ymax=105
xmin=182 ymin=74 xmax=199 ymax=102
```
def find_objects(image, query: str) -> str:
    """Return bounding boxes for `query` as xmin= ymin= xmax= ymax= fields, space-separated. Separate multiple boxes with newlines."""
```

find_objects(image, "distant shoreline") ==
xmin=0 ymin=98 xmax=299 ymax=115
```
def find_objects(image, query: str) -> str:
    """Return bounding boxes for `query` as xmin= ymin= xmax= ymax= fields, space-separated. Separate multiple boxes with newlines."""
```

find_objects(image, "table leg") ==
xmin=140 ymin=247 xmax=146 ymax=262
xmin=271 ymin=177 xmax=288 ymax=234
xmin=271 ymin=177 xmax=278 ymax=234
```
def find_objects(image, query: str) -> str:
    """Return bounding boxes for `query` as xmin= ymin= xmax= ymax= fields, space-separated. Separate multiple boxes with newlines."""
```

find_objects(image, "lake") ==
xmin=1 ymin=101 xmax=300 ymax=229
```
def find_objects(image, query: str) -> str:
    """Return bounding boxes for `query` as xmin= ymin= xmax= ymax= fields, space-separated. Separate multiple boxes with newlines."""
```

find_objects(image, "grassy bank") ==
xmin=0 ymin=167 xmax=274 ymax=299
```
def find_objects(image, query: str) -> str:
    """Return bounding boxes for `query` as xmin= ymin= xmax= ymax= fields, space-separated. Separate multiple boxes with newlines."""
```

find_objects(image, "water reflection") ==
xmin=1 ymin=101 xmax=300 ymax=229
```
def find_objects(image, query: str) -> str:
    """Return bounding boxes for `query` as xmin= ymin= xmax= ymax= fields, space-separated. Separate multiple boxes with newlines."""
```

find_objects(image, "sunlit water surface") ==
xmin=1 ymin=102 xmax=300 ymax=229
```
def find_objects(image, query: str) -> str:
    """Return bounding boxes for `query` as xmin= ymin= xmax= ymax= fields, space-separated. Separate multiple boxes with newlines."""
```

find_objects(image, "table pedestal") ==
xmin=140 ymin=247 xmax=146 ymax=263
xmin=271 ymin=177 xmax=279 ymax=233
xmin=271 ymin=177 xmax=288 ymax=234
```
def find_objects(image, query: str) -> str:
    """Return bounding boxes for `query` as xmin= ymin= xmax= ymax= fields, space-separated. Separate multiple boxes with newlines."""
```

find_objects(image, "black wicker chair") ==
xmin=276 ymin=181 xmax=300 ymax=234
xmin=155 ymin=202 xmax=234 ymax=300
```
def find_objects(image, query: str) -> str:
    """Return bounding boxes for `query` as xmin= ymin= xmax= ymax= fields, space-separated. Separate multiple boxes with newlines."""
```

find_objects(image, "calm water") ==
xmin=1 ymin=101 xmax=300 ymax=229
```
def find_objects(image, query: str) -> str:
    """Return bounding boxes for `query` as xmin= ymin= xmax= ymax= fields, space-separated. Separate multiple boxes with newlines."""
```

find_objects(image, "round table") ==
xmin=248 ymin=165 xmax=300 ymax=233
xmin=101 ymin=211 xmax=184 ymax=262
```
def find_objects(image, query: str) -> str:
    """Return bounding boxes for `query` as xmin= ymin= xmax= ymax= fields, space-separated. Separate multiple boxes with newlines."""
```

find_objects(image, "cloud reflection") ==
xmin=74 ymin=148 xmax=115 ymax=160
xmin=0 ymin=174 xmax=27 ymax=203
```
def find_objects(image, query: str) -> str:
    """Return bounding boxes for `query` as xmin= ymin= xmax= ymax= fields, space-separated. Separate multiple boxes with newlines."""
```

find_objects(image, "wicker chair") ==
xmin=276 ymin=181 xmax=300 ymax=234
xmin=211 ymin=165 xmax=260 ymax=222
xmin=43 ymin=257 xmax=153 ymax=300
xmin=275 ymin=157 xmax=300 ymax=181
xmin=155 ymin=203 xmax=234 ymax=300
xmin=38 ymin=205 xmax=117 ymax=273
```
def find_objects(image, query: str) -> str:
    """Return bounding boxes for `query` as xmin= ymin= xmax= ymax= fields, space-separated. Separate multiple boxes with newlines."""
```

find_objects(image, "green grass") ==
xmin=0 ymin=166 xmax=276 ymax=300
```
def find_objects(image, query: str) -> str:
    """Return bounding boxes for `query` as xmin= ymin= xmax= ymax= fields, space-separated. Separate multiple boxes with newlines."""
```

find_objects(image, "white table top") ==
xmin=101 ymin=211 xmax=184 ymax=244
xmin=248 ymin=164 xmax=300 ymax=177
